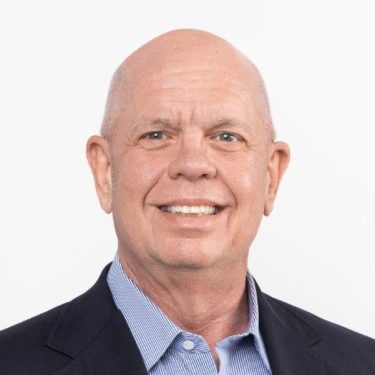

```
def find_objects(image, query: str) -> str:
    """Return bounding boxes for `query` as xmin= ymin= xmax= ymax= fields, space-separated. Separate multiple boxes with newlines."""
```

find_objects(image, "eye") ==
xmin=139 ymin=130 xmax=173 ymax=150
xmin=216 ymin=132 xmax=239 ymax=142
xmin=144 ymin=131 xmax=167 ymax=140
xmin=210 ymin=131 xmax=246 ymax=151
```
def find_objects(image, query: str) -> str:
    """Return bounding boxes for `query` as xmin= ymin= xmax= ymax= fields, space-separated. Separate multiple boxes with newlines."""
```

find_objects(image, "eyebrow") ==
xmin=208 ymin=118 xmax=252 ymax=134
xmin=130 ymin=117 xmax=252 ymax=137
xmin=129 ymin=118 xmax=175 ymax=137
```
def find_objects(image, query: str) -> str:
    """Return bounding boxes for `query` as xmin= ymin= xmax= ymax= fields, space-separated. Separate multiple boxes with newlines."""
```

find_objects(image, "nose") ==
xmin=167 ymin=138 xmax=217 ymax=181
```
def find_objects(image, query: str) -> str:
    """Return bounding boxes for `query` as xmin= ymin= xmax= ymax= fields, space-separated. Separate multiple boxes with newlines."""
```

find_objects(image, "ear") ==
xmin=86 ymin=135 xmax=113 ymax=213
xmin=264 ymin=141 xmax=290 ymax=216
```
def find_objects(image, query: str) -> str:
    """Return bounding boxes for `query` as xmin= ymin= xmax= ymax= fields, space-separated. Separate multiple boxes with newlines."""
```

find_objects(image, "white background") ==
xmin=1 ymin=0 xmax=374 ymax=338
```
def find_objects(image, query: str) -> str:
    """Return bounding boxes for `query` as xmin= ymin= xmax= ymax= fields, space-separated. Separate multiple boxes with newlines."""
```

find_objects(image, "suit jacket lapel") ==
xmin=256 ymin=282 xmax=336 ymax=375
xmin=46 ymin=263 xmax=148 ymax=375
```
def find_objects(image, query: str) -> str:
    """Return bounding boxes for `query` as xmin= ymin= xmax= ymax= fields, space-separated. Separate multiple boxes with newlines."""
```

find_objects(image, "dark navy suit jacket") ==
xmin=1 ymin=263 xmax=374 ymax=374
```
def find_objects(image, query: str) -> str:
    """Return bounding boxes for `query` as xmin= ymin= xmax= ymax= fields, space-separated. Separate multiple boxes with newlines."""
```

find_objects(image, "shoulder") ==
xmin=0 ymin=263 xmax=115 ymax=374
xmin=0 ymin=302 xmax=71 ymax=374
xmin=266 ymin=294 xmax=375 ymax=346
xmin=265 ymin=294 xmax=375 ymax=372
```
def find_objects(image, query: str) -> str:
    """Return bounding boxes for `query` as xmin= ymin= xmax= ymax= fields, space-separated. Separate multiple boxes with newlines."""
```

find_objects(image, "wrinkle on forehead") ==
xmin=101 ymin=29 xmax=275 ymax=144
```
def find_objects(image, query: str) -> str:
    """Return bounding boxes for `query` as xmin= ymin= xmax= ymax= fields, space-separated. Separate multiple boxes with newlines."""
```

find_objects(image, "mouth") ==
xmin=158 ymin=205 xmax=224 ymax=216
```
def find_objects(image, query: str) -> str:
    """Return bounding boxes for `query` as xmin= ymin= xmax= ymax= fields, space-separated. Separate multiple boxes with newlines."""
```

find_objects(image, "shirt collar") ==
xmin=107 ymin=253 xmax=180 ymax=370
xmin=107 ymin=252 xmax=271 ymax=371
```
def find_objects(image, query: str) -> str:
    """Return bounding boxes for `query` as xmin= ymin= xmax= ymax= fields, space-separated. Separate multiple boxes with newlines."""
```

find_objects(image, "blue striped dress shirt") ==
xmin=107 ymin=252 xmax=272 ymax=374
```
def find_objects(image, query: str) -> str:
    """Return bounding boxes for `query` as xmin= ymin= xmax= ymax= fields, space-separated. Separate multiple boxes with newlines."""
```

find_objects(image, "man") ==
xmin=0 ymin=29 xmax=374 ymax=375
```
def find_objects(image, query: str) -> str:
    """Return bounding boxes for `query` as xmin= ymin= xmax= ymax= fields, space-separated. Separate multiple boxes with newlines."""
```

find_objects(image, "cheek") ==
xmin=111 ymin=153 xmax=164 ymax=250
xmin=224 ymin=156 xmax=267 ymax=203
xmin=224 ymin=155 xmax=268 ymax=240
xmin=112 ymin=152 xmax=165 ymax=206
xmin=223 ymin=159 xmax=267 ymax=252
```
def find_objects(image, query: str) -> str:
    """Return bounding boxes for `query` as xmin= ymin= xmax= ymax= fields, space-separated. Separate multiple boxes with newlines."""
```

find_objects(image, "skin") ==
xmin=87 ymin=29 xmax=290 ymax=368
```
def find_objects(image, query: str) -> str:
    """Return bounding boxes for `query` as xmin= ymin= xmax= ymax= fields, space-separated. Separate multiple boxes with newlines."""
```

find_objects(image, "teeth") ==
xmin=160 ymin=205 xmax=219 ymax=215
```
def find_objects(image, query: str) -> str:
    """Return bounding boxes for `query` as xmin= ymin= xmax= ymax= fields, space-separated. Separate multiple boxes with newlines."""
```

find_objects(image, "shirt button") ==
xmin=182 ymin=340 xmax=195 ymax=351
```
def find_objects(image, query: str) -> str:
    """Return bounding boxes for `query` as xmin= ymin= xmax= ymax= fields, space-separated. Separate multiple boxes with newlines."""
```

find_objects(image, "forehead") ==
xmin=123 ymin=60 xmax=261 ymax=126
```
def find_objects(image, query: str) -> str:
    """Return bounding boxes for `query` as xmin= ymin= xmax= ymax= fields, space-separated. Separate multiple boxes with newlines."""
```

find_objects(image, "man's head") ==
xmin=87 ymin=29 xmax=289 ymax=275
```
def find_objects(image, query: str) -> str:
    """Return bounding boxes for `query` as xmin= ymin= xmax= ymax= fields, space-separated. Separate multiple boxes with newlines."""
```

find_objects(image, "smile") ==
xmin=158 ymin=205 xmax=222 ymax=215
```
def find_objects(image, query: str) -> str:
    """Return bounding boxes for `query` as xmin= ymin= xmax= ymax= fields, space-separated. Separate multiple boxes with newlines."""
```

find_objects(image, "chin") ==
xmin=151 ymin=239 xmax=225 ymax=270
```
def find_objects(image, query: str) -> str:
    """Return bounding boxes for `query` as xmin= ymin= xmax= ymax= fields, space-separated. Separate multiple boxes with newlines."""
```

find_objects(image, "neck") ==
xmin=118 ymin=250 xmax=250 ymax=362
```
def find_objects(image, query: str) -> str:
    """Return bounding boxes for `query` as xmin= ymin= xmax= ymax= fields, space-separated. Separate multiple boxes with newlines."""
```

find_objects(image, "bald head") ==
xmin=100 ymin=29 xmax=275 ymax=143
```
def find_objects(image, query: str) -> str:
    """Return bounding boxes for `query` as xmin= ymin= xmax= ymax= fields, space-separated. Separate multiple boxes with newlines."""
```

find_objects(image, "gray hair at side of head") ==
xmin=249 ymin=65 xmax=277 ymax=145
xmin=100 ymin=65 xmax=129 ymax=143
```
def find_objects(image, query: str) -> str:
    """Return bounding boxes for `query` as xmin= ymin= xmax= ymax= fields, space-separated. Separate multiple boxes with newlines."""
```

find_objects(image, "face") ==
xmin=88 ymin=54 xmax=289 ymax=273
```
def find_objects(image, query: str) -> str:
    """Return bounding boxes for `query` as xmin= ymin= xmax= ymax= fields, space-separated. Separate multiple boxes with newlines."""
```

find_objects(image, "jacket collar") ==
xmin=46 ymin=263 xmax=148 ymax=375
xmin=256 ymin=281 xmax=336 ymax=375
